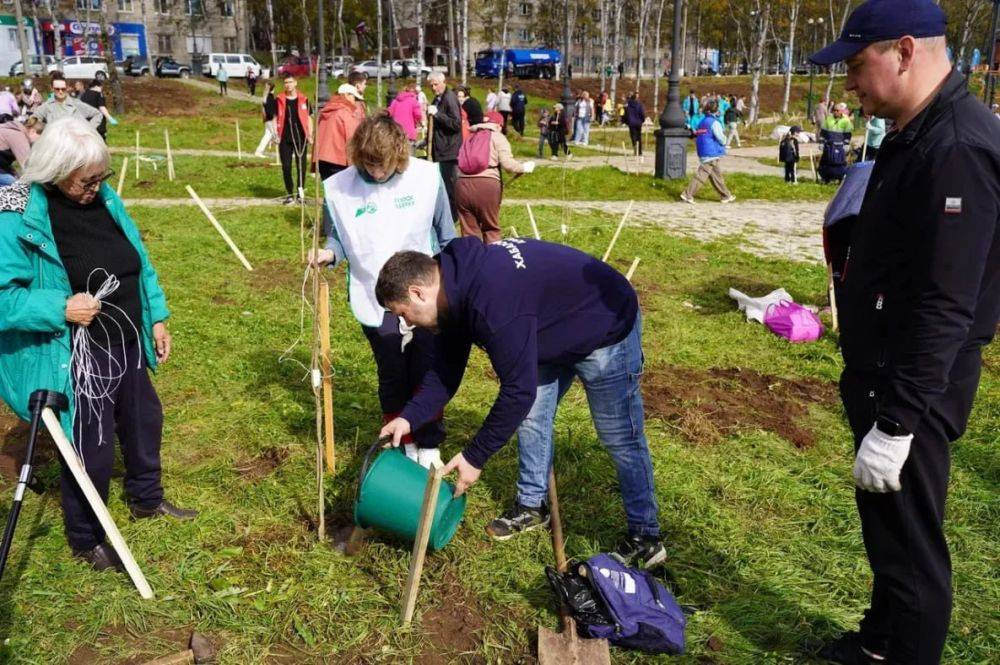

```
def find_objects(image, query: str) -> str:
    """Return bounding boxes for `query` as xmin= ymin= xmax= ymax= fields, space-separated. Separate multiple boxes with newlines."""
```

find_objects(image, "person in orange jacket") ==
xmin=314 ymin=83 xmax=365 ymax=182
xmin=275 ymin=74 xmax=313 ymax=205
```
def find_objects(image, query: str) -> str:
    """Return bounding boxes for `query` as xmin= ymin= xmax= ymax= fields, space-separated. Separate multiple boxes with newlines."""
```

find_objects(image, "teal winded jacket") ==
xmin=0 ymin=181 xmax=169 ymax=439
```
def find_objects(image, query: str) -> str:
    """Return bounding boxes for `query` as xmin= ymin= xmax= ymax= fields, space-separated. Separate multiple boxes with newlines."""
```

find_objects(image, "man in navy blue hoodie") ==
xmin=376 ymin=236 xmax=665 ymax=568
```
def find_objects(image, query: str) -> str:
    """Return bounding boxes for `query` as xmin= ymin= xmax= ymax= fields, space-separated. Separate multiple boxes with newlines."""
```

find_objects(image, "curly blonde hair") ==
xmin=348 ymin=115 xmax=410 ymax=176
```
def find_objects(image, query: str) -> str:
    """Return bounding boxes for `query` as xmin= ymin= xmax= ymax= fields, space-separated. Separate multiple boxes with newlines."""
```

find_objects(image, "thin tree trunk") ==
xmin=610 ymin=1 xmax=623 ymax=106
xmin=781 ymin=0 xmax=801 ymax=114
xmin=300 ymin=0 xmax=312 ymax=72
xmin=446 ymin=0 xmax=455 ymax=77
xmin=140 ymin=0 xmax=154 ymax=75
xmin=462 ymin=0 xmax=469 ymax=85
xmin=376 ymin=0 xmax=383 ymax=104
xmin=99 ymin=2 xmax=124 ymax=114
xmin=825 ymin=0 xmax=851 ymax=101
xmin=599 ymin=0 xmax=608 ymax=91
xmin=680 ymin=0 xmax=688 ymax=76
xmin=388 ymin=0 xmax=404 ymax=60
xmin=636 ymin=0 xmax=653 ymax=91
xmin=12 ymin=0 xmax=30 ymax=71
xmin=30 ymin=1 xmax=43 ymax=61
xmin=49 ymin=0 xmax=62 ymax=58
xmin=336 ymin=0 xmax=346 ymax=55
xmin=498 ymin=0 xmax=511 ymax=93
xmin=748 ymin=1 xmax=771 ymax=124
xmin=266 ymin=0 xmax=278 ymax=75
xmin=416 ymin=0 xmax=424 ymax=84
xmin=652 ymin=0 xmax=665 ymax=116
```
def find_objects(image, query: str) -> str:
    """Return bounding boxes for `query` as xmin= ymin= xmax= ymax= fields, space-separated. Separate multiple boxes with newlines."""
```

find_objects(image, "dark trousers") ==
xmin=248 ymin=79 xmax=257 ymax=96
xmin=218 ymin=80 xmax=228 ymax=95
xmin=279 ymin=140 xmax=308 ymax=197
xmin=438 ymin=159 xmax=459 ymax=221
xmin=361 ymin=312 xmax=445 ymax=448
xmin=784 ymin=160 xmax=797 ymax=182
xmin=511 ymin=111 xmax=525 ymax=135
xmin=840 ymin=370 xmax=961 ymax=664
xmin=63 ymin=340 xmax=163 ymax=551
xmin=318 ymin=161 xmax=346 ymax=237
xmin=628 ymin=125 xmax=643 ymax=155
xmin=548 ymin=130 xmax=569 ymax=156
xmin=500 ymin=110 xmax=511 ymax=134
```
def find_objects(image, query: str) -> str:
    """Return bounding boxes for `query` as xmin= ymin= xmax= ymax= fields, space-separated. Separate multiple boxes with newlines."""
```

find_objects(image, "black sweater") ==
xmin=48 ymin=188 xmax=142 ymax=346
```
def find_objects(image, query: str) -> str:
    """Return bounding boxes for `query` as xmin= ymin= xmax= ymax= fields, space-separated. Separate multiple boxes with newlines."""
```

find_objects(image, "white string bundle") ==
xmin=71 ymin=268 xmax=141 ymax=459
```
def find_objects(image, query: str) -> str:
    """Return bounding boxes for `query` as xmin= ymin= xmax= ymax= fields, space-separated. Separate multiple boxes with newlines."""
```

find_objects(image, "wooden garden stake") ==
xmin=625 ymin=256 xmax=641 ymax=281
xmin=400 ymin=463 xmax=444 ymax=625
xmin=116 ymin=157 xmax=128 ymax=196
xmin=601 ymin=200 xmax=634 ymax=262
xmin=186 ymin=185 xmax=254 ymax=271
xmin=427 ymin=115 xmax=434 ymax=162
xmin=299 ymin=187 xmax=307 ymax=262
xmin=827 ymin=263 xmax=840 ymax=332
xmin=236 ymin=120 xmax=243 ymax=160
xmin=526 ymin=203 xmax=541 ymax=239
xmin=809 ymin=150 xmax=818 ymax=183
xmin=41 ymin=409 xmax=154 ymax=599
xmin=510 ymin=226 xmax=519 ymax=238
xmin=134 ymin=131 xmax=140 ymax=179
xmin=318 ymin=280 xmax=335 ymax=474
xmin=164 ymin=129 xmax=175 ymax=181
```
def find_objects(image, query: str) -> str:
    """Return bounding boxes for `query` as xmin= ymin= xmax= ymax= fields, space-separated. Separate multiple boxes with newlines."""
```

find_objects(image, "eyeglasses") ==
xmin=52 ymin=86 xmax=67 ymax=92
xmin=78 ymin=170 xmax=115 ymax=191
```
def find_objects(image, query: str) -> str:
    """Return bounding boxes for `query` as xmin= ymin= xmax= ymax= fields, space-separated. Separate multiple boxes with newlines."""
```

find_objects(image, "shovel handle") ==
xmin=547 ymin=468 xmax=567 ymax=573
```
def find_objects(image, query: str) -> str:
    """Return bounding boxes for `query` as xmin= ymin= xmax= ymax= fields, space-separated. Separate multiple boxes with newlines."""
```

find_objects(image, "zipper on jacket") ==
xmin=874 ymin=292 xmax=886 ymax=368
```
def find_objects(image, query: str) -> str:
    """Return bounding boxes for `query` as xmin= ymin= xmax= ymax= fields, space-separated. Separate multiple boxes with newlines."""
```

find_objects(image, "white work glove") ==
xmin=416 ymin=447 xmax=442 ymax=469
xmin=853 ymin=424 xmax=913 ymax=493
xmin=403 ymin=443 xmax=418 ymax=462
xmin=427 ymin=104 xmax=438 ymax=116
xmin=522 ymin=161 xmax=536 ymax=173
xmin=398 ymin=318 xmax=415 ymax=351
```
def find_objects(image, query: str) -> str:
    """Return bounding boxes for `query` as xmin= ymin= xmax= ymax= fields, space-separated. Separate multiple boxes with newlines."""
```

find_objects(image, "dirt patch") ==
xmin=0 ymin=408 xmax=57 ymax=485
xmin=119 ymin=78 xmax=224 ymax=118
xmin=247 ymin=259 xmax=303 ymax=293
xmin=226 ymin=161 xmax=272 ymax=169
xmin=132 ymin=180 xmax=156 ymax=189
xmin=643 ymin=366 xmax=837 ymax=448
xmin=233 ymin=445 xmax=289 ymax=480
xmin=68 ymin=624 xmax=217 ymax=665
xmin=415 ymin=571 xmax=490 ymax=664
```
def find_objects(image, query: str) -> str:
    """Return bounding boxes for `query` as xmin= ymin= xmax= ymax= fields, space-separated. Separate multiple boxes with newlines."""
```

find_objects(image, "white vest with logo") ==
xmin=324 ymin=159 xmax=442 ymax=327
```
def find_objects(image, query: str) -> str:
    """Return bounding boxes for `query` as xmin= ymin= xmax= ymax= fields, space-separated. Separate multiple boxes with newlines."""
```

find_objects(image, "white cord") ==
xmin=70 ymin=269 xmax=141 ymax=460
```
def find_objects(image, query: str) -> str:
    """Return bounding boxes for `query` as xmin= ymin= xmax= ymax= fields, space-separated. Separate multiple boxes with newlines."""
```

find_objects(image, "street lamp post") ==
xmin=560 ymin=0 xmax=575 ymax=124
xmin=654 ymin=0 xmax=689 ymax=179
xmin=806 ymin=17 xmax=823 ymax=119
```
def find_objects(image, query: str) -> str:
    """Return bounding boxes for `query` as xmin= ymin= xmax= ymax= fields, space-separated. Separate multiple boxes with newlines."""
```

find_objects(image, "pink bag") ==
xmin=764 ymin=301 xmax=824 ymax=342
xmin=457 ymin=130 xmax=492 ymax=175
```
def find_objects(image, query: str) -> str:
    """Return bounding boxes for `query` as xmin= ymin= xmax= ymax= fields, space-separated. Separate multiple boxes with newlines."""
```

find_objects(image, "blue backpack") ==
xmin=547 ymin=553 xmax=686 ymax=654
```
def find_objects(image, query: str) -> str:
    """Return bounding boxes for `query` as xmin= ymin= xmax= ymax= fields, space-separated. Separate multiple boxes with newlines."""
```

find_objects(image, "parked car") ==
xmin=328 ymin=55 xmax=353 ymax=71
xmin=9 ymin=55 xmax=58 ymax=77
xmin=277 ymin=56 xmax=317 ymax=78
xmin=155 ymin=57 xmax=191 ymax=78
xmin=351 ymin=60 xmax=392 ymax=77
xmin=203 ymin=53 xmax=262 ymax=79
xmin=389 ymin=59 xmax=431 ymax=77
xmin=48 ymin=55 xmax=111 ymax=81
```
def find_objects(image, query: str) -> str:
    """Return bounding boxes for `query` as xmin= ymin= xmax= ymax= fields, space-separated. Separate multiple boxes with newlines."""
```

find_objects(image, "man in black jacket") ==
xmin=809 ymin=1 xmax=1000 ymax=664
xmin=427 ymin=72 xmax=462 ymax=219
xmin=510 ymin=85 xmax=528 ymax=135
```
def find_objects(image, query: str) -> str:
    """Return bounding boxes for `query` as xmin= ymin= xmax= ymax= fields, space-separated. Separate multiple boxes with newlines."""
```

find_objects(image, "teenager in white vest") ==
xmin=310 ymin=116 xmax=456 ymax=467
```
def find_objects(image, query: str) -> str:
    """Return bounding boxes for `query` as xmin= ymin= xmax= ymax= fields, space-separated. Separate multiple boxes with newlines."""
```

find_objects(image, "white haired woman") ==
xmin=0 ymin=117 xmax=195 ymax=573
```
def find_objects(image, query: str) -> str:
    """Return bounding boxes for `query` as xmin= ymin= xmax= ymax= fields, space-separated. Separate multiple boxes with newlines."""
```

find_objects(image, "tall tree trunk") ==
xmin=748 ymin=1 xmax=771 ymax=124
xmin=599 ymin=0 xmax=608 ymax=91
xmin=652 ymin=0 xmax=665 ymax=116
xmin=376 ymin=0 xmax=383 ymax=104
xmin=636 ymin=0 xmax=653 ymax=91
xmin=12 ymin=0 xmax=31 ymax=71
xmin=694 ymin=0 xmax=702 ymax=76
xmin=680 ymin=0 xmax=688 ymax=76
xmin=416 ymin=0 xmax=424 ymax=83
xmin=336 ymin=0 xmax=345 ymax=55
xmin=266 ymin=0 xmax=278 ymax=75
xmin=498 ymin=0 xmax=512 ymax=93
xmin=300 ymin=0 xmax=312 ymax=72
xmin=388 ymin=0 xmax=404 ymax=60
xmin=99 ymin=2 xmax=124 ymax=114
xmin=825 ymin=0 xmax=850 ymax=101
xmin=462 ymin=0 xmax=469 ymax=85
xmin=446 ymin=0 xmax=455 ymax=76
xmin=30 ymin=1 xmax=43 ymax=61
xmin=781 ymin=0 xmax=801 ymax=114
xmin=610 ymin=1 xmax=623 ymax=106
xmin=140 ymin=0 xmax=154 ymax=75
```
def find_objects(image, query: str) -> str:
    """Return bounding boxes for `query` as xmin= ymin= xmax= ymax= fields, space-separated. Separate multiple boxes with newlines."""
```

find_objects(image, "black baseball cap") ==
xmin=809 ymin=0 xmax=947 ymax=65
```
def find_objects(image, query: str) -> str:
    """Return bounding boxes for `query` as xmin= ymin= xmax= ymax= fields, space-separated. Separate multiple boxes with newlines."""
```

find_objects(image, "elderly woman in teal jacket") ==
xmin=0 ymin=117 xmax=195 ymax=574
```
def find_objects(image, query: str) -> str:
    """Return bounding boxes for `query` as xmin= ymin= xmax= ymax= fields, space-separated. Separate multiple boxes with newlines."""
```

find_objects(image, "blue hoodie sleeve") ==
xmin=322 ymin=200 xmax=347 ymax=266
xmin=432 ymin=177 xmax=456 ymax=250
xmin=462 ymin=315 xmax=538 ymax=469
xmin=399 ymin=327 xmax=472 ymax=429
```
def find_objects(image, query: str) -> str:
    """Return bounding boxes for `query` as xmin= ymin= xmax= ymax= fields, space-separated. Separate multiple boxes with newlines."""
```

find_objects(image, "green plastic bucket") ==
xmin=354 ymin=444 xmax=467 ymax=551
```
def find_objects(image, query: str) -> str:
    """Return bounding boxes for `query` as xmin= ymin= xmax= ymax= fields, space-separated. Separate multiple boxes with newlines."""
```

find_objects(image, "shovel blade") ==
xmin=538 ymin=625 xmax=611 ymax=665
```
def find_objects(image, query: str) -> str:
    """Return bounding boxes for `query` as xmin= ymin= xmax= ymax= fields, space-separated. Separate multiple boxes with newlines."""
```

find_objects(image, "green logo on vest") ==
xmin=394 ymin=195 xmax=415 ymax=210
xmin=354 ymin=202 xmax=377 ymax=218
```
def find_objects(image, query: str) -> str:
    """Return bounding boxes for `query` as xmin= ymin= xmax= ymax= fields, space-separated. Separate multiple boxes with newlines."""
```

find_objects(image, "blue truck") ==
xmin=474 ymin=48 xmax=560 ymax=79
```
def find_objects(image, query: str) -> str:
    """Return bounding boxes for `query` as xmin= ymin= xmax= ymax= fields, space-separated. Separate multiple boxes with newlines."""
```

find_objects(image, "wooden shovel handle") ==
xmin=547 ymin=468 xmax=567 ymax=573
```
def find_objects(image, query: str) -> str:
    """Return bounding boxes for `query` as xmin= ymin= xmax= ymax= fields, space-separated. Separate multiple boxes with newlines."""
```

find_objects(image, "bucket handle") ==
xmin=356 ymin=435 xmax=397 ymax=504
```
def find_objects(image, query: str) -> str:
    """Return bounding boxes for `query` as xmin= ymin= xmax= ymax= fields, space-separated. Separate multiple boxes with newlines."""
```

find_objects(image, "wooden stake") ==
xmin=116 ymin=157 xmax=128 ymax=196
xmin=164 ymin=129 xmax=175 ymax=181
xmin=510 ymin=226 xmax=519 ymax=237
xmin=134 ymin=131 xmax=140 ymax=179
xmin=827 ymin=263 xmax=840 ymax=332
xmin=400 ymin=463 xmax=444 ymax=625
xmin=236 ymin=120 xmax=243 ymax=160
xmin=41 ymin=409 xmax=154 ymax=599
xmin=318 ymin=281 xmax=335 ymax=474
xmin=601 ymin=200 xmax=634 ymax=263
xmin=526 ymin=203 xmax=541 ymax=239
xmin=185 ymin=185 xmax=254 ymax=271
xmin=809 ymin=150 xmax=818 ymax=183
xmin=427 ymin=115 xmax=434 ymax=162
xmin=625 ymin=256 xmax=640 ymax=281
xmin=860 ymin=131 xmax=868 ymax=163
xmin=299 ymin=187 xmax=306 ymax=262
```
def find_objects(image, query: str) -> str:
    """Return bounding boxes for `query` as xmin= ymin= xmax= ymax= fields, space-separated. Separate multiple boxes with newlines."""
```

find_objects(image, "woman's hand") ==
xmin=65 ymin=293 xmax=100 ymax=326
xmin=307 ymin=248 xmax=335 ymax=267
xmin=153 ymin=321 xmax=171 ymax=363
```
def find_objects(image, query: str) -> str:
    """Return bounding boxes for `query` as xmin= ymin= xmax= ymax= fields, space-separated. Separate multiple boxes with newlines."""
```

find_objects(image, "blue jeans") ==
xmin=573 ymin=118 xmax=591 ymax=144
xmin=0 ymin=173 xmax=16 ymax=186
xmin=515 ymin=315 xmax=659 ymax=538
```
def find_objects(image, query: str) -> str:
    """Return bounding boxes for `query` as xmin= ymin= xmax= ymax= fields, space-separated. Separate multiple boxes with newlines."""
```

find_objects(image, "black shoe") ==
xmin=282 ymin=195 xmax=295 ymax=205
xmin=129 ymin=500 xmax=199 ymax=521
xmin=611 ymin=535 xmax=667 ymax=569
xmin=73 ymin=543 xmax=126 ymax=573
xmin=817 ymin=632 xmax=887 ymax=664
xmin=485 ymin=502 xmax=550 ymax=541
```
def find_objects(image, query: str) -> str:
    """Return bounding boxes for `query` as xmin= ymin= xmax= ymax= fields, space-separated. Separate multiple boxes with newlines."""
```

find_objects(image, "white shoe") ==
xmin=550 ymin=155 xmax=558 ymax=161
xmin=416 ymin=447 xmax=442 ymax=469
xmin=721 ymin=195 xmax=737 ymax=203
xmin=679 ymin=192 xmax=695 ymax=204
xmin=403 ymin=443 xmax=418 ymax=462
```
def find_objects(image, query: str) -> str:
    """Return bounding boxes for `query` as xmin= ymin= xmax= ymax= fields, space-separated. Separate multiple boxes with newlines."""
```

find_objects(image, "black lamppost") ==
xmin=560 ymin=0 xmax=574 ymax=124
xmin=317 ymin=0 xmax=329 ymax=106
xmin=654 ymin=0 xmax=688 ymax=179
xmin=806 ymin=17 xmax=823 ymax=118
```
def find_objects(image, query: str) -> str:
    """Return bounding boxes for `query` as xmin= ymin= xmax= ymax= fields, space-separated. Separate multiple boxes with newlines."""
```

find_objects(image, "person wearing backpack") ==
xmin=455 ymin=109 xmax=535 ymax=243
xmin=377 ymin=238 xmax=667 ymax=570
xmin=680 ymin=100 xmax=735 ymax=203
xmin=779 ymin=126 xmax=801 ymax=183
xmin=510 ymin=85 xmax=528 ymax=136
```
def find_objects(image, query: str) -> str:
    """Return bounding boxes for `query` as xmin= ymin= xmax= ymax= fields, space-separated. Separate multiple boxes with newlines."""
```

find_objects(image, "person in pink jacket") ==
xmin=387 ymin=82 xmax=424 ymax=148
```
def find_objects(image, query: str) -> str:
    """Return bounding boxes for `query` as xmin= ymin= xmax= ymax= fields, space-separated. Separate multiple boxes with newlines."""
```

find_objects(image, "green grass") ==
xmin=0 ymin=195 xmax=995 ymax=663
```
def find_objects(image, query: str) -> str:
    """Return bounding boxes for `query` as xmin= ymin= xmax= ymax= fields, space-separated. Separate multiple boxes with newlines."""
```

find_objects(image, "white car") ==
xmin=390 ymin=59 xmax=431 ymax=77
xmin=351 ymin=60 xmax=392 ymax=77
xmin=9 ymin=55 xmax=59 ymax=77
xmin=48 ymin=55 xmax=110 ymax=80
xmin=204 ymin=53 xmax=261 ymax=79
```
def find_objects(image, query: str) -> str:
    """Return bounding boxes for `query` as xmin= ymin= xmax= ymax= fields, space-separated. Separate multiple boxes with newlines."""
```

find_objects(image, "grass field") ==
xmin=0 ymin=197 xmax=995 ymax=663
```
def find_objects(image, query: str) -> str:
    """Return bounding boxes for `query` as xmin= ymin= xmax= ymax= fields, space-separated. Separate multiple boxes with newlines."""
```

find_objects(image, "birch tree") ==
xmin=781 ymin=0 xmax=803 ymax=114
xmin=652 ymin=0 xmax=665 ymax=116
xmin=635 ymin=0 xmax=654 ymax=91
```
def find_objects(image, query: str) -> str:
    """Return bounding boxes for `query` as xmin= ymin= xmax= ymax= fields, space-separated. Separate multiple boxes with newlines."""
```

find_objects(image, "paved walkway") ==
xmin=124 ymin=196 xmax=826 ymax=264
